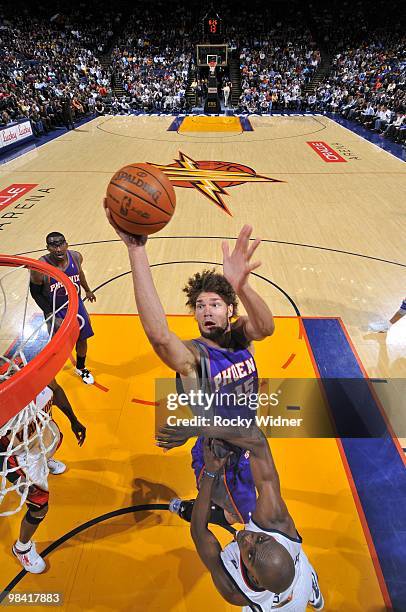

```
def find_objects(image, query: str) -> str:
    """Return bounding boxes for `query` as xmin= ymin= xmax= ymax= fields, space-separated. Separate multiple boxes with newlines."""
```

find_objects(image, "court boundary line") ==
xmin=303 ymin=315 xmax=406 ymax=465
xmin=0 ymin=117 xmax=98 ymax=167
xmin=88 ymin=313 xmax=302 ymax=317
xmin=3 ymin=114 xmax=402 ymax=163
xmin=334 ymin=438 xmax=393 ymax=609
xmin=82 ymin=261 xmax=301 ymax=316
xmin=301 ymin=319 xmax=392 ymax=609
xmin=326 ymin=115 xmax=405 ymax=162
xmin=304 ymin=317 xmax=405 ymax=610
xmin=95 ymin=114 xmax=328 ymax=144
xmin=337 ymin=318 xmax=406 ymax=467
xmin=16 ymin=237 xmax=406 ymax=269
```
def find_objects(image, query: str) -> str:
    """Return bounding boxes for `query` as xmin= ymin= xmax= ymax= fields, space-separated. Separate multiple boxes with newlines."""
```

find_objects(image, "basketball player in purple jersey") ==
xmin=104 ymin=198 xmax=272 ymax=517
xmin=30 ymin=232 xmax=96 ymax=384
xmin=105 ymin=203 xmax=323 ymax=607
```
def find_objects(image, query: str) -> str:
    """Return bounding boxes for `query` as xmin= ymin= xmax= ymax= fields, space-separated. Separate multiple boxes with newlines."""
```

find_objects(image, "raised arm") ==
xmin=220 ymin=430 xmax=296 ymax=535
xmin=104 ymin=200 xmax=198 ymax=376
xmin=223 ymin=226 xmax=274 ymax=342
xmin=190 ymin=439 xmax=249 ymax=606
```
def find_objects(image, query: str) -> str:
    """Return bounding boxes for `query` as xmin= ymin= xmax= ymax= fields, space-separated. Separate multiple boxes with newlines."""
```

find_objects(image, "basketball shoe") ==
xmin=47 ymin=458 xmax=66 ymax=475
xmin=75 ymin=368 xmax=94 ymax=384
xmin=12 ymin=541 xmax=46 ymax=574
xmin=169 ymin=498 xmax=194 ymax=521
xmin=169 ymin=498 xmax=235 ymax=533
xmin=368 ymin=321 xmax=390 ymax=332
xmin=309 ymin=571 xmax=324 ymax=610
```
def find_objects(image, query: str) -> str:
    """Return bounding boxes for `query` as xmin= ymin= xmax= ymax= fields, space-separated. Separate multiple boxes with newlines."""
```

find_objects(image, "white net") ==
xmin=0 ymin=262 xmax=80 ymax=516
xmin=0 ymin=397 xmax=60 ymax=516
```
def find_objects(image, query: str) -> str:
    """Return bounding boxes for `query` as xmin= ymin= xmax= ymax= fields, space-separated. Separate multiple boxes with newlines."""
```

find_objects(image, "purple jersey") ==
xmin=42 ymin=251 xmax=81 ymax=311
xmin=41 ymin=251 xmax=93 ymax=341
xmin=189 ymin=338 xmax=259 ymax=522
xmin=192 ymin=339 xmax=259 ymax=420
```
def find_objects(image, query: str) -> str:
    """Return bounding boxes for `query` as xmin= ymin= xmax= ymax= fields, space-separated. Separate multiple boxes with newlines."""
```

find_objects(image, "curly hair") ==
xmin=183 ymin=269 xmax=238 ymax=315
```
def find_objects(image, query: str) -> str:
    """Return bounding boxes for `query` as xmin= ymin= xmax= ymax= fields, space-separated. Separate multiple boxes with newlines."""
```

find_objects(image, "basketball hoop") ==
xmin=209 ymin=61 xmax=217 ymax=76
xmin=0 ymin=255 xmax=79 ymax=515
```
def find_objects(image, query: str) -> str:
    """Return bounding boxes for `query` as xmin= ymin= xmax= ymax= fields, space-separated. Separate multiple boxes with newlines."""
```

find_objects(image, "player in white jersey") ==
xmin=189 ymin=434 xmax=324 ymax=611
xmin=0 ymin=379 xmax=86 ymax=574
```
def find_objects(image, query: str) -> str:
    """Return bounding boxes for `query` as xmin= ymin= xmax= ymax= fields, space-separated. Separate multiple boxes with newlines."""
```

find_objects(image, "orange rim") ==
xmin=0 ymin=255 xmax=79 ymax=425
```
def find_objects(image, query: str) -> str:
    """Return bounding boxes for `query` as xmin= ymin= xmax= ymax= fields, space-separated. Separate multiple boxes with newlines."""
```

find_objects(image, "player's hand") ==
xmin=103 ymin=198 xmax=148 ymax=247
xmin=71 ymin=419 xmax=86 ymax=446
xmin=156 ymin=424 xmax=194 ymax=450
xmin=222 ymin=225 xmax=261 ymax=292
xmin=85 ymin=290 xmax=96 ymax=302
xmin=203 ymin=438 xmax=232 ymax=472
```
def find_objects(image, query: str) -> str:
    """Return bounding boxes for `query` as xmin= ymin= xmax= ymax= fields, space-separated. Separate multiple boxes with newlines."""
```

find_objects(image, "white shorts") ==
xmin=16 ymin=421 xmax=61 ymax=491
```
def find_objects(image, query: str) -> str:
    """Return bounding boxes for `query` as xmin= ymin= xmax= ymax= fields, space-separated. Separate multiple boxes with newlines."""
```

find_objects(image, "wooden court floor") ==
xmin=0 ymin=115 xmax=405 ymax=610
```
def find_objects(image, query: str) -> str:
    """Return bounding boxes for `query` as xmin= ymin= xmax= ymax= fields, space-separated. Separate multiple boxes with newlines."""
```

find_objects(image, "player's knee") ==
xmin=25 ymin=503 xmax=49 ymax=524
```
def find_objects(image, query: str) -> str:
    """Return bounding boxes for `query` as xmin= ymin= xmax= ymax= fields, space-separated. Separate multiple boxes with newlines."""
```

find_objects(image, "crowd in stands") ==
xmin=111 ymin=44 xmax=193 ymax=113
xmin=310 ymin=35 xmax=405 ymax=143
xmin=237 ymin=28 xmax=321 ymax=113
xmin=0 ymin=0 xmax=403 ymax=147
xmin=302 ymin=0 xmax=405 ymax=143
xmin=111 ymin=5 xmax=197 ymax=113
xmin=232 ymin=0 xmax=404 ymax=146
xmin=0 ymin=7 xmax=116 ymax=136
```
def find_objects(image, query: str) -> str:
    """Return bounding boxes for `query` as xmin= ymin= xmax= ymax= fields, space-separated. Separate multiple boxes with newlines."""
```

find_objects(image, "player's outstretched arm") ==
xmin=223 ymin=225 xmax=274 ymax=342
xmin=190 ymin=440 xmax=249 ymax=607
xmin=221 ymin=429 xmax=296 ymax=535
xmin=104 ymin=200 xmax=198 ymax=375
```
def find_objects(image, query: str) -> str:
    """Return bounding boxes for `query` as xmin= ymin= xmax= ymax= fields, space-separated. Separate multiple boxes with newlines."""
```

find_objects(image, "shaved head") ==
xmin=237 ymin=530 xmax=295 ymax=593
xmin=46 ymin=231 xmax=66 ymax=246
xmin=254 ymin=538 xmax=295 ymax=592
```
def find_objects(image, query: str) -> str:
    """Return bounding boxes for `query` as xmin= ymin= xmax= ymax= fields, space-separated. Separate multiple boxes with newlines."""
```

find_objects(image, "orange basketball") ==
xmin=106 ymin=163 xmax=176 ymax=235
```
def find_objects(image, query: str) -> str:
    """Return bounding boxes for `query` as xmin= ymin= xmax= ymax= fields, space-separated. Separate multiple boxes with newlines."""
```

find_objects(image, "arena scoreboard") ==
xmin=202 ymin=14 xmax=223 ymax=38
xmin=196 ymin=44 xmax=228 ymax=66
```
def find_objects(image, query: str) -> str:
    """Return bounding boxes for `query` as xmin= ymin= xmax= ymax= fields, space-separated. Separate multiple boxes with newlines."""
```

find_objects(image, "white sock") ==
xmin=16 ymin=539 xmax=32 ymax=552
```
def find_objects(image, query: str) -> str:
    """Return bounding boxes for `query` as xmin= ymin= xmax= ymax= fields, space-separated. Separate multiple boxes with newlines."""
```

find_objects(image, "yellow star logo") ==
xmin=149 ymin=152 xmax=282 ymax=215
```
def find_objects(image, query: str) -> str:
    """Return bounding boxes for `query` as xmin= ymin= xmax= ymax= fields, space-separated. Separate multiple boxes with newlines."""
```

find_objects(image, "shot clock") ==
xmin=202 ymin=12 xmax=223 ymax=39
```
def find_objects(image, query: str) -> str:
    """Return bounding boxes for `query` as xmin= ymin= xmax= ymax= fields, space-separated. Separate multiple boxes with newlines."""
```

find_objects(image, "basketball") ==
xmin=106 ymin=163 xmax=176 ymax=235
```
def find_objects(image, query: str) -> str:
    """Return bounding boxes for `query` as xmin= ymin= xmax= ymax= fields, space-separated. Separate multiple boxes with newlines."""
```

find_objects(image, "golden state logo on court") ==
xmin=150 ymin=152 xmax=282 ymax=215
